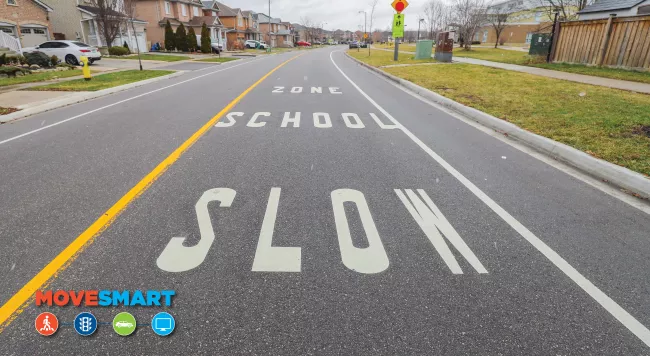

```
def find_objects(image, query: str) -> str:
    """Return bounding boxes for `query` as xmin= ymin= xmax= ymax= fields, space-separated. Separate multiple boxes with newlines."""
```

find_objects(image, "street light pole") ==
xmin=268 ymin=0 xmax=272 ymax=51
xmin=417 ymin=18 xmax=424 ymax=41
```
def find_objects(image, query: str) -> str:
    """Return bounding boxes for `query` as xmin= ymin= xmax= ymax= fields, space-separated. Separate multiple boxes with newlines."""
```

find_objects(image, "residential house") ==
xmin=199 ymin=1 xmax=226 ymax=49
xmin=578 ymin=0 xmax=650 ymax=20
xmin=257 ymin=13 xmax=279 ymax=47
xmin=0 ymin=0 xmax=52 ymax=49
xmin=280 ymin=21 xmax=296 ymax=45
xmin=212 ymin=1 xmax=245 ymax=49
xmin=135 ymin=0 xmax=211 ymax=50
xmin=41 ymin=1 xmax=148 ymax=51
xmin=242 ymin=10 xmax=260 ymax=41
xmin=477 ymin=0 xmax=557 ymax=45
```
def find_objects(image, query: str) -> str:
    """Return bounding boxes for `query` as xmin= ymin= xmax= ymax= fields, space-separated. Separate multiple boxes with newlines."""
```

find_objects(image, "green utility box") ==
xmin=414 ymin=40 xmax=434 ymax=60
xmin=528 ymin=34 xmax=552 ymax=56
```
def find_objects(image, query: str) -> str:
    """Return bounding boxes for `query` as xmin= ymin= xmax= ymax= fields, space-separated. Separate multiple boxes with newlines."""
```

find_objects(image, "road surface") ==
xmin=1 ymin=46 xmax=649 ymax=355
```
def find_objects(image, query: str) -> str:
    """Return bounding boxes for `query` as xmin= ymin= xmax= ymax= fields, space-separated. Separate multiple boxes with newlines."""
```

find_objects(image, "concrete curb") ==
xmin=345 ymin=52 xmax=650 ymax=199
xmin=0 ymin=71 xmax=186 ymax=124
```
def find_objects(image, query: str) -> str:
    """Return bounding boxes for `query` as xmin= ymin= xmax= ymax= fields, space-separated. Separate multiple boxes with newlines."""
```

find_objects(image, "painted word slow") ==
xmin=156 ymin=188 xmax=487 ymax=275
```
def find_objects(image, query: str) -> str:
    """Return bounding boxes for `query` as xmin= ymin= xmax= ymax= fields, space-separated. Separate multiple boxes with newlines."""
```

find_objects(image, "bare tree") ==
xmin=452 ymin=0 xmax=487 ymax=50
xmin=487 ymin=4 xmax=509 ymax=48
xmin=299 ymin=16 xmax=315 ymax=42
xmin=538 ymin=0 xmax=594 ymax=21
xmin=122 ymin=0 xmax=143 ymax=69
xmin=87 ymin=0 xmax=123 ymax=48
xmin=368 ymin=0 xmax=379 ymax=45
xmin=423 ymin=0 xmax=451 ymax=40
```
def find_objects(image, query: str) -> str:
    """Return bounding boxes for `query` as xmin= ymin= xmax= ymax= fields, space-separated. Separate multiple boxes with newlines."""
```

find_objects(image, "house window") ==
xmin=164 ymin=1 xmax=170 ymax=14
xmin=238 ymin=15 xmax=242 ymax=27
xmin=525 ymin=32 xmax=532 ymax=44
xmin=181 ymin=4 xmax=187 ymax=16
xmin=7 ymin=0 xmax=17 ymax=5
xmin=212 ymin=11 xmax=217 ymax=16
xmin=33 ymin=28 xmax=45 ymax=34
xmin=193 ymin=6 xmax=199 ymax=16
xmin=639 ymin=5 xmax=650 ymax=15
xmin=535 ymin=12 xmax=542 ymax=22
xmin=21 ymin=28 xmax=31 ymax=34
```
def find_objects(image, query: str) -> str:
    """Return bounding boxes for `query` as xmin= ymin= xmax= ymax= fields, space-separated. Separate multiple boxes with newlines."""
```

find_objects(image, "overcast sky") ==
xmin=226 ymin=0 xmax=428 ymax=33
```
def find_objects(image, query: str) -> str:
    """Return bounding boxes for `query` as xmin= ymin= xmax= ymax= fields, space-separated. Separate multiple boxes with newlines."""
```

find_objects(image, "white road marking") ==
xmin=331 ymin=189 xmax=389 ymax=274
xmin=290 ymin=87 xmax=303 ymax=93
xmin=341 ymin=113 xmax=365 ymax=129
xmin=329 ymin=87 xmax=342 ymax=94
xmin=330 ymin=50 xmax=650 ymax=347
xmin=157 ymin=188 xmax=236 ymax=272
xmin=369 ymin=113 xmax=399 ymax=129
xmin=395 ymin=189 xmax=487 ymax=274
xmin=272 ymin=86 xmax=284 ymax=93
xmin=252 ymin=188 xmax=302 ymax=272
xmin=313 ymin=112 xmax=332 ymax=128
xmin=311 ymin=87 xmax=322 ymax=94
xmin=10 ymin=263 xmax=15 ymax=271
xmin=0 ymin=57 xmax=263 ymax=146
xmin=247 ymin=112 xmax=270 ymax=127
xmin=281 ymin=112 xmax=301 ymax=128
xmin=215 ymin=112 xmax=242 ymax=127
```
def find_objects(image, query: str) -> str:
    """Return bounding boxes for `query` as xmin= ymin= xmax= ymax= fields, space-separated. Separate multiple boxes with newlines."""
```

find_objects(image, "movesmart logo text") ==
xmin=35 ymin=290 xmax=175 ymax=307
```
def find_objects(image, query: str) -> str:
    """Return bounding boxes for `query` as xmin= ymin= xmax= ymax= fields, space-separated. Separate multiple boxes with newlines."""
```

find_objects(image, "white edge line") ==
xmin=365 ymin=58 xmax=650 ymax=215
xmin=0 ymin=57 xmax=263 ymax=146
xmin=329 ymin=50 xmax=650 ymax=348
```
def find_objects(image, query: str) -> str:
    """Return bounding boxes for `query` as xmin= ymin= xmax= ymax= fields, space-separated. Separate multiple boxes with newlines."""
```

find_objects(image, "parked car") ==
xmin=296 ymin=41 xmax=311 ymax=47
xmin=313 ymin=41 xmax=322 ymax=45
xmin=23 ymin=40 xmax=101 ymax=65
xmin=349 ymin=41 xmax=359 ymax=49
xmin=359 ymin=42 xmax=368 ymax=48
xmin=245 ymin=40 xmax=269 ymax=49
xmin=258 ymin=41 xmax=269 ymax=49
xmin=211 ymin=41 xmax=223 ymax=54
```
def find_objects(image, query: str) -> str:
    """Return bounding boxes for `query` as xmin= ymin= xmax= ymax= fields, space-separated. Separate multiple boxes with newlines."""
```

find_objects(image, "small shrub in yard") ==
xmin=0 ymin=66 xmax=31 ymax=76
xmin=165 ymin=20 xmax=176 ymax=51
xmin=17 ymin=55 xmax=27 ymax=65
xmin=108 ymin=46 xmax=130 ymax=56
xmin=51 ymin=55 xmax=59 ymax=66
xmin=201 ymin=23 xmax=211 ymax=53
xmin=57 ymin=63 xmax=76 ymax=70
xmin=187 ymin=27 xmax=198 ymax=52
xmin=25 ymin=51 xmax=53 ymax=68
xmin=123 ymin=41 xmax=130 ymax=52
xmin=176 ymin=24 xmax=188 ymax=52
xmin=0 ymin=53 xmax=6 ymax=65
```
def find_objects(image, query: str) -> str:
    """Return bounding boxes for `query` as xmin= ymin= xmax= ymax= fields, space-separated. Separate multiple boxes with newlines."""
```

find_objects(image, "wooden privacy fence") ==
xmin=551 ymin=15 xmax=650 ymax=70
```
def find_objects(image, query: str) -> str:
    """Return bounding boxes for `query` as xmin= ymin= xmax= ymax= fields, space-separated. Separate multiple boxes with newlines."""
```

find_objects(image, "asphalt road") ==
xmin=1 ymin=46 xmax=649 ymax=355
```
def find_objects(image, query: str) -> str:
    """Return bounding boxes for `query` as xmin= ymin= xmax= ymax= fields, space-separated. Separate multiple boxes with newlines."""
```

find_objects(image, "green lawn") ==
xmin=193 ymin=57 xmax=239 ymax=63
xmin=29 ymin=70 xmax=175 ymax=91
xmin=348 ymin=49 xmax=436 ymax=67
xmin=379 ymin=63 xmax=650 ymax=176
xmin=0 ymin=69 xmax=83 ymax=87
xmin=454 ymin=48 xmax=650 ymax=84
xmin=110 ymin=54 xmax=190 ymax=62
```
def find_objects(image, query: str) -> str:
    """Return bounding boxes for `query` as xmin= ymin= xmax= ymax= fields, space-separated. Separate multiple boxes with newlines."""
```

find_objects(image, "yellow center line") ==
xmin=0 ymin=52 xmax=304 ymax=332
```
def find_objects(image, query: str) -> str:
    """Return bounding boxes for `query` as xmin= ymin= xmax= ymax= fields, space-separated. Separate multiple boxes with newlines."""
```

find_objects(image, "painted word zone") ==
xmin=216 ymin=112 xmax=400 ymax=129
xmin=272 ymin=86 xmax=342 ymax=94
xmin=156 ymin=188 xmax=488 ymax=276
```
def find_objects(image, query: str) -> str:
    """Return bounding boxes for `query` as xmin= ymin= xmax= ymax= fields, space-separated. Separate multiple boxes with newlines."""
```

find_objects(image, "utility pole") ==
xmin=417 ymin=18 xmax=424 ymax=42
xmin=359 ymin=11 xmax=366 ymax=54
xmin=268 ymin=0 xmax=272 ymax=51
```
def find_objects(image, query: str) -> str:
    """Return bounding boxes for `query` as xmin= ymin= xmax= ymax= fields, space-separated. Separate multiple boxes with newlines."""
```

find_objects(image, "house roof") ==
xmin=201 ymin=0 xmax=220 ymax=10
xmin=257 ymin=13 xmax=280 ymax=24
xmin=188 ymin=16 xmax=223 ymax=27
xmin=77 ymin=5 xmax=146 ymax=22
xmin=578 ymin=0 xmax=647 ymax=14
xmin=158 ymin=17 xmax=189 ymax=26
xmin=242 ymin=10 xmax=252 ymax=17
xmin=33 ymin=0 xmax=53 ymax=12
xmin=213 ymin=1 xmax=239 ymax=17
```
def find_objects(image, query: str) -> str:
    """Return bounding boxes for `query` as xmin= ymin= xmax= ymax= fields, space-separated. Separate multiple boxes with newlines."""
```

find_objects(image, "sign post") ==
xmin=364 ymin=33 xmax=369 ymax=55
xmin=390 ymin=0 xmax=408 ymax=61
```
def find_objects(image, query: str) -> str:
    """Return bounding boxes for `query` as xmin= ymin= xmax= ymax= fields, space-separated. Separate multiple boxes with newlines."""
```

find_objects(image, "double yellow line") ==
xmin=0 ymin=53 xmax=303 ymax=332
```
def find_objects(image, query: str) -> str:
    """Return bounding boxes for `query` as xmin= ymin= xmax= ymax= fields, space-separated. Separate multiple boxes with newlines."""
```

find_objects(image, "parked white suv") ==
xmin=22 ymin=40 xmax=102 ymax=65
xmin=244 ymin=40 xmax=269 ymax=49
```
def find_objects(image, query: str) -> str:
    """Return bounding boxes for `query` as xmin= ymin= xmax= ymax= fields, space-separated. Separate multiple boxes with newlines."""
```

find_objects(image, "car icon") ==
xmin=115 ymin=321 xmax=133 ymax=328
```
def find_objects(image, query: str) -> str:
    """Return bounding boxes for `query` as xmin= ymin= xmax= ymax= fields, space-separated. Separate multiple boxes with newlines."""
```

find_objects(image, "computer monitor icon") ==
xmin=155 ymin=318 xmax=172 ymax=332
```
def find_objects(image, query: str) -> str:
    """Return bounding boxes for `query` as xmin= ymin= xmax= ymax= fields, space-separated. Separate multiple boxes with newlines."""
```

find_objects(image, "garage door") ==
xmin=20 ymin=28 xmax=48 ymax=47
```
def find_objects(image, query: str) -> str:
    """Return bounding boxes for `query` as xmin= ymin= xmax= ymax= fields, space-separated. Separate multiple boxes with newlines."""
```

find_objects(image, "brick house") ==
xmin=257 ymin=12 xmax=279 ymax=47
xmin=212 ymin=1 xmax=245 ymax=49
xmin=0 ymin=0 xmax=53 ymax=48
xmin=241 ymin=10 xmax=260 ymax=41
xmin=477 ymin=0 xmax=557 ymax=45
xmin=135 ymin=0 xmax=220 ymax=50
xmin=42 ymin=1 xmax=148 ymax=51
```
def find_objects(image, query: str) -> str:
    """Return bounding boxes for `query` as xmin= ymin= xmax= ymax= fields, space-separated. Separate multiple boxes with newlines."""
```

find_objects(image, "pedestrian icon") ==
xmin=74 ymin=312 xmax=98 ymax=336
xmin=35 ymin=312 xmax=58 ymax=336
xmin=151 ymin=312 xmax=175 ymax=336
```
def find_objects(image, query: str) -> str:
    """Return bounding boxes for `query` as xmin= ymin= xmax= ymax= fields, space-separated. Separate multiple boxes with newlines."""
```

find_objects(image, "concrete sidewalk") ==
xmin=371 ymin=47 xmax=650 ymax=94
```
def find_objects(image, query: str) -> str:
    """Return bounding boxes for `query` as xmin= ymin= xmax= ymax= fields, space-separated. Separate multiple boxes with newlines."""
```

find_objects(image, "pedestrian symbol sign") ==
xmin=35 ymin=312 xmax=58 ymax=336
xmin=392 ymin=14 xmax=405 ymax=38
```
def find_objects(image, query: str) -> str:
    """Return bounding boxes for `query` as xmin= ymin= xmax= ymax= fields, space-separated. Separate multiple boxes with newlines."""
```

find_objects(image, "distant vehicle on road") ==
xmin=349 ymin=41 xmax=359 ymax=49
xmin=22 ymin=40 xmax=101 ymax=66
xmin=296 ymin=41 xmax=311 ymax=47
xmin=313 ymin=41 xmax=322 ymax=45
xmin=359 ymin=42 xmax=368 ymax=48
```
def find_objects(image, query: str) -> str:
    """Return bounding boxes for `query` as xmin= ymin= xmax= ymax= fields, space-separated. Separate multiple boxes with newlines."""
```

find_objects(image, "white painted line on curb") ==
xmin=330 ymin=50 xmax=650 ymax=348
xmin=0 ymin=57 xmax=262 ymax=147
